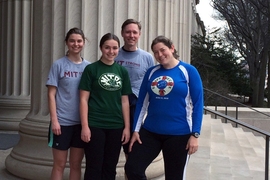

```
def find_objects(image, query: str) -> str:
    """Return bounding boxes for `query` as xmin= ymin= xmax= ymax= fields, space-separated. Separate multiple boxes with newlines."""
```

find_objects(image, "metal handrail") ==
xmin=203 ymin=89 xmax=270 ymax=180
xmin=204 ymin=88 xmax=270 ymax=127
xmin=204 ymin=88 xmax=270 ymax=117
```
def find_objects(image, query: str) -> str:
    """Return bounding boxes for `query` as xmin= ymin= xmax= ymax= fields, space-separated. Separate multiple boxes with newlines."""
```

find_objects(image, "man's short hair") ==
xmin=121 ymin=19 xmax=142 ymax=31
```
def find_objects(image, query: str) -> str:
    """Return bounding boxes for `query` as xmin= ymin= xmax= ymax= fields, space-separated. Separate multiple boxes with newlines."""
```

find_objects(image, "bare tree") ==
xmin=211 ymin=0 xmax=270 ymax=107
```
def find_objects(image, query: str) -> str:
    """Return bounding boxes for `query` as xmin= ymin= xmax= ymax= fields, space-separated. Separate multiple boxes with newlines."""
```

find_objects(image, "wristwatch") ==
xmin=191 ymin=132 xmax=200 ymax=138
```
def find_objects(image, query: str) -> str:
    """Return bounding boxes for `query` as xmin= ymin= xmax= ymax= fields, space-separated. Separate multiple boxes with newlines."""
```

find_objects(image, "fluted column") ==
xmin=177 ymin=0 xmax=199 ymax=63
xmin=5 ymin=0 xmax=165 ymax=179
xmin=0 ymin=0 xmax=32 ymax=130
xmin=5 ymin=0 xmax=60 ymax=179
xmin=147 ymin=0 xmax=195 ymax=63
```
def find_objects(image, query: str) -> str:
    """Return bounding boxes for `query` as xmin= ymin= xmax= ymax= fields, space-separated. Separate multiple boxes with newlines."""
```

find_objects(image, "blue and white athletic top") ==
xmin=133 ymin=61 xmax=204 ymax=135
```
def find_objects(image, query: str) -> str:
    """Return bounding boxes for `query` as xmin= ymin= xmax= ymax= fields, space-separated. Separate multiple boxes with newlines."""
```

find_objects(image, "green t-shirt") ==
xmin=79 ymin=60 xmax=132 ymax=129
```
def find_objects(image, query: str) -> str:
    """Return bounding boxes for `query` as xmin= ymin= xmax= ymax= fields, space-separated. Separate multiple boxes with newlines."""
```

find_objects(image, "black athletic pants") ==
xmin=84 ymin=127 xmax=123 ymax=180
xmin=125 ymin=127 xmax=190 ymax=180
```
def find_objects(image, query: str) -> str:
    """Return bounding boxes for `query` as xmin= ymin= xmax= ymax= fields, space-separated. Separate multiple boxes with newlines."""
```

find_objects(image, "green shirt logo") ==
xmin=99 ymin=73 xmax=122 ymax=91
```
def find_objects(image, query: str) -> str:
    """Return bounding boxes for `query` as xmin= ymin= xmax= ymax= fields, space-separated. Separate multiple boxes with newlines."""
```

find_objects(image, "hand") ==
xmin=128 ymin=132 xmax=142 ymax=152
xmin=51 ymin=120 xmax=61 ymax=135
xmin=186 ymin=136 xmax=199 ymax=155
xmin=121 ymin=127 xmax=130 ymax=145
xmin=81 ymin=127 xmax=91 ymax=143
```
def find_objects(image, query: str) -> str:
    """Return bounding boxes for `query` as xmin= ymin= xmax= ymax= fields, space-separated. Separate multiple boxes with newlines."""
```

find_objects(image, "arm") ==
xmin=129 ymin=69 xmax=151 ymax=152
xmin=80 ymin=89 xmax=91 ymax=143
xmin=47 ymin=85 xmax=61 ymax=135
xmin=186 ymin=65 xmax=204 ymax=154
xmin=121 ymin=95 xmax=130 ymax=145
xmin=189 ymin=66 xmax=204 ymax=134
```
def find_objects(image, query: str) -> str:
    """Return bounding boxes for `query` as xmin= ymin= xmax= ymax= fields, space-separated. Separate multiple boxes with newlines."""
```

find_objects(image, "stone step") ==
xmin=186 ymin=114 xmax=267 ymax=180
xmin=245 ymin=132 xmax=265 ymax=156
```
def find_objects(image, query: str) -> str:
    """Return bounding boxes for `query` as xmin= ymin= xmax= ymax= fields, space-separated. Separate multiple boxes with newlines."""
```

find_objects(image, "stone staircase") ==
xmin=186 ymin=114 xmax=267 ymax=180
xmin=0 ymin=114 xmax=267 ymax=180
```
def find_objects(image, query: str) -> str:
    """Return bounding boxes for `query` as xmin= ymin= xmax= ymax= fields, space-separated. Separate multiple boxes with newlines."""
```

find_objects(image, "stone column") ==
xmin=147 ymin=0 xmax=195 ymax=63
xmin=5 ymin=0 xmax=59 ymax=178
xmin=0 ymin=0 xmax=32 ymax=131
xmin=5 ymin=0 xmax=164 ymax=179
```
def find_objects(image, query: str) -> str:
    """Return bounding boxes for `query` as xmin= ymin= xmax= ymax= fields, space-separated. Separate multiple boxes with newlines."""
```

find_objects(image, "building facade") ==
xmin=0 ymin=0 xmax=204 ymax=179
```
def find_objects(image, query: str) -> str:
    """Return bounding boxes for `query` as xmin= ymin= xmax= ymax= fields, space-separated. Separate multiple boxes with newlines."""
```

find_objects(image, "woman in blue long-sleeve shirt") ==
xmin=125 ymin=35 xmax=204 ymax=180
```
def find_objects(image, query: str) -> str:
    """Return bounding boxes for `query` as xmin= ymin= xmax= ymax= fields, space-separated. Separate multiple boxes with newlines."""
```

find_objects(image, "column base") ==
xmin=5 ymin=118 xmax=164 ymax=179
xmin=0 ymin=97 xmax=30 ymax=131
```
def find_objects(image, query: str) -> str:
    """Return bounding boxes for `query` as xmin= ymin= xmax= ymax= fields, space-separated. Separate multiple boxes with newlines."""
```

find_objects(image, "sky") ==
xmin=196 ymin=0 xmax=225 ymax=29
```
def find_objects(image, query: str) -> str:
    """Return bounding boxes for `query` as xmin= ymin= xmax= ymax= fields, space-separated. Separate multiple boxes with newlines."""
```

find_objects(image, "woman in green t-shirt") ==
xmin=79 ymin=33 xmax=132 ymax=180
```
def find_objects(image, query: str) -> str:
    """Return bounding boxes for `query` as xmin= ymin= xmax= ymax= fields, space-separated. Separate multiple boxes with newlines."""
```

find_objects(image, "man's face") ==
xmin=121 ymin=23 xmax=141 ymax=47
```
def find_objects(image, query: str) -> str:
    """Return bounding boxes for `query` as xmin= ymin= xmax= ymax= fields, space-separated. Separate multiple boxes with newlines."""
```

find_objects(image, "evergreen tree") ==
xmin=191 ymin=29 xmax=251 ymax=105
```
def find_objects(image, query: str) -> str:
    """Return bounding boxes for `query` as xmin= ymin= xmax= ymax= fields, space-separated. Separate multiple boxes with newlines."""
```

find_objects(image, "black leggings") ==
xmin=84 ymin=127 xmax=123 ymax=180
xmin=125 ymin=128 xmax=190 ymax=180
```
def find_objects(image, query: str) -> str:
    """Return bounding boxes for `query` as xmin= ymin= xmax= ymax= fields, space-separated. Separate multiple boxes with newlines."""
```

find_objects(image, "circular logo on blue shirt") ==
xmin=99 ymin=73 xmax=122 ymax=91
xmin=151 ymin=76 xmax=174 ymax=96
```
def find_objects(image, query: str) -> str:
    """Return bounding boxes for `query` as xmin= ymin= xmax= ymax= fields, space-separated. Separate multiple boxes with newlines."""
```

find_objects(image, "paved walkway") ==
xmin=0 ymin=148 xmax=23 ymax=180
xmin=0 ymin=130 xmax=22 ymax=180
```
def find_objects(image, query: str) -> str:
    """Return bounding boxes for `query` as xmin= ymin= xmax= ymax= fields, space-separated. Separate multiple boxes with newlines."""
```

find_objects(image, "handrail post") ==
xmin=236 ymin=106 xmax=238 ymax=128
xmin=265 ymin=136 xmax=269 ymax=180
xmin=215 ymin=106 xmax=217 ymax=119
xmin=225 ymin=105 xmax=228 ymax=123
